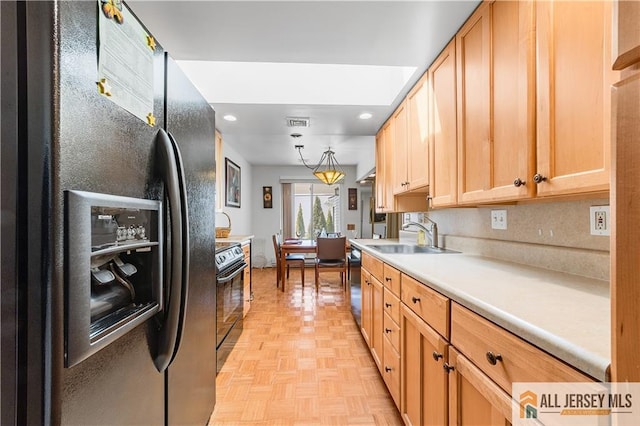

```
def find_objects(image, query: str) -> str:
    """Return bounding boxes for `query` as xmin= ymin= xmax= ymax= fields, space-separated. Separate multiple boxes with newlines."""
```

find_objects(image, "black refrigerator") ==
xmin=1 ymin=1 xmax=217 ymax=424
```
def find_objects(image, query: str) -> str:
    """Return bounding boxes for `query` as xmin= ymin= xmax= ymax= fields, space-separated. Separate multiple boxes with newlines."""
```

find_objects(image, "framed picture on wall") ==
xmin=225 ymin=158 xmax=241 ymax=208
xmin=348 ymin=188 xmax=357 ymax=210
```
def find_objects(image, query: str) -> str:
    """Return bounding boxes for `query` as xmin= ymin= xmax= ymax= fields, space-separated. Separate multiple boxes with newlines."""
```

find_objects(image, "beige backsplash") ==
xmin=404 ymin=198 xmax=610 ymax=281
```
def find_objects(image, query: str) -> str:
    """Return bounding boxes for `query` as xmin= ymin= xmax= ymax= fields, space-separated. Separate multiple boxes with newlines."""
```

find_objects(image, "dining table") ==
xmin=279 ymin=238 xmax=316 ymax=292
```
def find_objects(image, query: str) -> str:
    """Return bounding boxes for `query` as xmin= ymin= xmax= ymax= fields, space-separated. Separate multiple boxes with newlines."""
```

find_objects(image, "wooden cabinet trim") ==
xmin=612 ymin=0 xmax=640 ymax=70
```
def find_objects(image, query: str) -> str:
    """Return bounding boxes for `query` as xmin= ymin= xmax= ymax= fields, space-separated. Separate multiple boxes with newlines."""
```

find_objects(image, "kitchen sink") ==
xmin=368 ymin=244 xmax=459 ymax=254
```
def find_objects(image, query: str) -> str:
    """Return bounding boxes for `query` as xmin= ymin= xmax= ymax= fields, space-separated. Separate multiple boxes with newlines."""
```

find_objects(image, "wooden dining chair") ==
xmin=314 ymin=236 xmax=347 ymax=290
xmin=272 ymin=234 xmax=305 ymax=286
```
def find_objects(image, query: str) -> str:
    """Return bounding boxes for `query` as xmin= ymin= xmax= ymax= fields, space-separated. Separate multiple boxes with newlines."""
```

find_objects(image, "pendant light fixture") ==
xmin=293 ymin=134 xmax=346 ymax=185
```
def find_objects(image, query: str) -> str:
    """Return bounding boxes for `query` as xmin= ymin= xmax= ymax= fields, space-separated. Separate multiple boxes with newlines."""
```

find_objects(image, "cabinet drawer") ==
xmin=383 ymin=287 xmax=401 ymax=324
xmin=383 ymin=312 xmax=400 ymax=353
xmin=383 ymin=338 xmax=401 ymax=408
xmin=401 ymin=274 xmax=449 ymax=339
xmin=362 ymin=251 xmax=384 ymax=282
xmin=383 ymin=263 xmax=401 ymax=297
xmin=451 ymin=303 xmax=594 ymax=394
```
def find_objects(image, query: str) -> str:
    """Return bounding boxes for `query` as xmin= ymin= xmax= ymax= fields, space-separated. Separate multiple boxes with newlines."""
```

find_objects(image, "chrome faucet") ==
xmin=402 ymin=217 xmax=438 ymax=248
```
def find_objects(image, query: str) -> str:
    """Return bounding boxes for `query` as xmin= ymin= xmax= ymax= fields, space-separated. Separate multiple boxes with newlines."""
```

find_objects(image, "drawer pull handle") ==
xmin=385 ymin=366 xmax=392 ymax=373
xmin=385 ymin=303 xmax=392 ymax=308
xmin=533 ymin=173 xmax=547 ymax=184
xmin=486 ymin=351 xmax=503 ymax=365
xmin=432 ymin=351 xmax=443 ymax=362
xmin=385 ymin=328 xmax=392 ymax=333
xmin=443 ymin=363 xmax=454 ymax=373
xmin=411 ymin=296 xmax=421 ymax=304
xmin=385 ymin=277 xmax=392 ymax=282
xmin=513 ymin=177 xmax=526 ymax=187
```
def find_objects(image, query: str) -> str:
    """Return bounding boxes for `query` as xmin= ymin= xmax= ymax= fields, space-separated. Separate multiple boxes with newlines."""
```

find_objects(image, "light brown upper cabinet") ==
xmin=456 ymin=1 xmax=536 ymax=204
xmin=429 ymin=41 xmax=458 ymax=208
xmin=375 ymin=119 xmax=396 ymax=213
xmin=612 ymin=0 xmax=640 ymax=70
xmin=394 ymin=73 xmax=430 ymax=195
xmin=535 ymin=0 xmax=616 ymax=197
xmin=392 ymin=100 xmax=409 ymax=194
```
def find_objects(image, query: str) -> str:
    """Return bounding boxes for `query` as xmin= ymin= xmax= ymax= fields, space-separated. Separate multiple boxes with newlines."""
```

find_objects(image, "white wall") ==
xmin=355 ymin=137 xmax=376 ymax=181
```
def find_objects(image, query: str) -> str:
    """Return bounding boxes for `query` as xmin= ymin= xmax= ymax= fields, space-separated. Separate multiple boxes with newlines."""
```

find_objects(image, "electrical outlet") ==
xmin=491 ymin=210 xmax=507 ymax=230
xmin=590 ymin=206 xmax=610 ymax=236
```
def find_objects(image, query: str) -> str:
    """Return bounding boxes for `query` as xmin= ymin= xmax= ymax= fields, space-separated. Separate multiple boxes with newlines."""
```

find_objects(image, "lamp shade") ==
xmin=312 ymin=149 xmax=345 ymax=184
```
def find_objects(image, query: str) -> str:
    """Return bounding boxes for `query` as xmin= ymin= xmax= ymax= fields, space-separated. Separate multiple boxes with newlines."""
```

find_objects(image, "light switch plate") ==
xmin=590 ymin=206 xmax=610 ymax=236
xmin=491 ymin=210 xmax=507 ymax=230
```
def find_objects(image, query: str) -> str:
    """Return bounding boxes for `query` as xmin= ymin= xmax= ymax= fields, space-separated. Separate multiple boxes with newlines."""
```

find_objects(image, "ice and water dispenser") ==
xmin=65 ymin=190 xmax=163 ymax=367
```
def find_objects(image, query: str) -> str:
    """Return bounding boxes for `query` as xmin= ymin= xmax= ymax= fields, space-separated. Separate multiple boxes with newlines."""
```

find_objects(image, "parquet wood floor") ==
xmin=208 ymin=267 xmax=403 ymax=426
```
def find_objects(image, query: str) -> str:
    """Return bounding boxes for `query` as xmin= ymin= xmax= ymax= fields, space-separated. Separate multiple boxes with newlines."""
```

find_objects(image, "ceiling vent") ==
xmin=286 ymin=117 xmax=310 ymax=128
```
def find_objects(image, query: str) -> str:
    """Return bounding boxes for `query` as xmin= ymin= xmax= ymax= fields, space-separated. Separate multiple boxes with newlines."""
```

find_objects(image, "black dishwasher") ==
xmin=348 ymin=246 xmax=362 ymax=327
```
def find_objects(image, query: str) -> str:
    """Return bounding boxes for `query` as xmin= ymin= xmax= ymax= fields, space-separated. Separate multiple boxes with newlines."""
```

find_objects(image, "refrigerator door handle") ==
xmin=153 ymin=129 xmax=189 ymax=372
xmin=167 ymin=130 xmax=190 ymax=362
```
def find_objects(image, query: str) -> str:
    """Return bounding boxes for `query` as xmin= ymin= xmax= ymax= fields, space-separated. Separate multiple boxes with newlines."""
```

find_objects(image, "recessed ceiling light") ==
xmin=359 ymin=112 xmax=373 ymax=120
xmin=223 ymin=114 xmax=237 ymax=122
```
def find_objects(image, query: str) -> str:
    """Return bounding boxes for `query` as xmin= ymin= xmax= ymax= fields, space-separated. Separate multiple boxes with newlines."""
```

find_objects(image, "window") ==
xmin=291 ymin=183 xmax=341 ymax=239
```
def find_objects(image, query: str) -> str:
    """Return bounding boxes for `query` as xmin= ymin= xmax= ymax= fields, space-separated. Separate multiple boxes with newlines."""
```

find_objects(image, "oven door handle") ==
xmin=217 ymin=263 xmax=247 ymax=284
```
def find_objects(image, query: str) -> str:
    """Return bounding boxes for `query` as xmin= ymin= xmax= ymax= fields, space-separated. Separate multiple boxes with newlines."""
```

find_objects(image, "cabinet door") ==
xmin=375 ymin=128 xmax=386 ymax=213
xmin=383 ymin=119 xmax=396 ymax=211
xmin=457 ymin=1 xmax=535 ymax=204
xmin=393 ymin=101 xmax=409 ymax=194
xmin=361 ymin=269 xmax=372 ymax=347
xmin=371 ymin=275 xmax=385 ymax=373
xmin=401 ymin=305 xmax=448 ymax=426
xmin=613 ymin=0 xmax=640 ymax=70
xmin=536 ymin=0 xmax=615 ymax=197
xmin=611 ymin=70 xmax=640 ymax=381
xmin=456 ymin=2 xmax=490 ymax=204
xmin=407 ymin=73 xmax=430 ymax=191
xmin=448 ymin=347 xmax=512 ymax=426
xmin=429 ymin=40 xmax=458 ymax=208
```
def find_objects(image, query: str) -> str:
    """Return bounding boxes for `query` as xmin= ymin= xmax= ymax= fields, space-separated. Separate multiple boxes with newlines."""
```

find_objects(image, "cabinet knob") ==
xmin=385 ymin=328 xmax=392 ymax=334
xmin=486 ymin=351 xmax=503 ymax=365
xmin=385 ymin=302 xmax=392 ymax=308
xmin=513 ymin=177 xmax=526 ymax=187
xmin=385 ymin=277 xmax=392 ymax=282
xmin=443 ymin=363 xmax=454 ymax=373
xmin=385 ymin=366 xmax=393 ymax=373
xmin=411 ymin=296 xmax=421 ymax=304
xmin=533 ymin=173 xmax=547 ymax=184
xmin=432 ymin=351 xmax=443 ymax=362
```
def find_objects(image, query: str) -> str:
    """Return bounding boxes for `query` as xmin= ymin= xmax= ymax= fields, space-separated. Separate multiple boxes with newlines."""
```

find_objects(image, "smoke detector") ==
xmin=286 ymin=117 xmax=310 ymax=127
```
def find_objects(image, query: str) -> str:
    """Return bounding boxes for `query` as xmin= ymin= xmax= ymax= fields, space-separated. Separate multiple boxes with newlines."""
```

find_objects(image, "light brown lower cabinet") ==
xmin=361 ymin=266 xmax=384 ymax=373
xmin=448 ymin=346 xmax=513 ymax=425
xmin=361 ymin=269 xmax=372 ymax=348
xmin=400 ymin=304 xmax=448 ymax=426
xmin=371 ymin=275 xmax=384 ymax=373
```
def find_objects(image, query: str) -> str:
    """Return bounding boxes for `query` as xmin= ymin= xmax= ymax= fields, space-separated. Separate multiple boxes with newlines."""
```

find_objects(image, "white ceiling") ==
xmin=129 ymin=1 xmax=480 ymax=168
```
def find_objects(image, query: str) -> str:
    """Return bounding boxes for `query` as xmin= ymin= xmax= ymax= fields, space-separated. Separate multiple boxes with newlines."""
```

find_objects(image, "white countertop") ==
xmin=217 ymin=235 xmax=254 ymax=245
xmin=350 ymin=239 xmax=611 ymax=381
